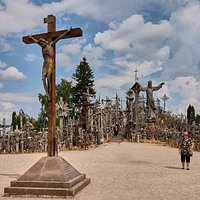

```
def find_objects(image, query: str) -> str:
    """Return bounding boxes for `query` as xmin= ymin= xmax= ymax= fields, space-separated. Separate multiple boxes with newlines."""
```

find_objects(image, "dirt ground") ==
xmin=0 ymin=142 xmax=200 ymax=200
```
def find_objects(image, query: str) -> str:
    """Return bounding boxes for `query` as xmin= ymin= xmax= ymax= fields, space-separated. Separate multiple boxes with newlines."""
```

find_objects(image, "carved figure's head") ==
xmin=38 ymin=38 xmax=48 ymax=45
xmin=148 ymin=80 xmax=152 ymax=88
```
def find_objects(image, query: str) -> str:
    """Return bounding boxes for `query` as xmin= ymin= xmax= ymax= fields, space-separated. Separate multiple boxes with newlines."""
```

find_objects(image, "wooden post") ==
xmin=22 ymin=15 xmax=82 ymax=156
xmin=45 ymin=15 xmax=56 ymax=156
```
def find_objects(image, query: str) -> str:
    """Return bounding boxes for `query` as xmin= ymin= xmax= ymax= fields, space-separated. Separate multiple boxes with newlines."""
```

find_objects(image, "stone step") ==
xmin=4 ymin=178 xmax=91 ymax=197
xmin=69 ymin=177 xmax=91 ymax=196
xmin=10 ymin=174 xmax=86 ymax=188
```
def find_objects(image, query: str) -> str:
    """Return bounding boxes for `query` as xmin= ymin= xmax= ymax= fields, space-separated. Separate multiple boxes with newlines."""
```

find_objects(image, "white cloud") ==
xmin=57 ymin=52 xmax=71 ymax=69
xmin=161 ymin=2 xmax=200 ymax=80
xmin=0 ymin=0 xmax=41 ymax=36
xmin=58 ymin=43 xmax=81 ymax=55
xmin=0 ymin=0 xmax=99 ymax=37
xmin=0 ymin=92 xmax=37 ymax=103
xmin=0 ymin=83 xmax=4 ymax=88
xmin=93 ymin=15 xmax=171 ymax=79
xmin=0 ymin=66 xmax=26 ymax=79
xmin=82 ymin=44 xmax=105 ymax=67
xmin=112 ymin=58 xmax=163 ymax=79
xmin=0 ymin=101 xmax=18 ymax=125
xmin=168 ymin=76 xmax=200 ymax=114
xmin=57 ymin=43 xmax=81 ymax=69
xmin=0 ymin=60 xmax=26 ymax=81
xmin=25 ymin=53 xmax=37 ymax=62
xmin=0 ymin=0 xmax=194 ymax=37
xmin=0 ymin=37 xmax=13 ymax=52
xmin=0 ymin=101 xmax=16 ymax=111
xmin=95 ymin=74 xmax=133 ymax=98
xmin=0 ymin=93 xmax=40 ymax=124
xmin=0 ymin=111 xmax=14 ymax=125
xmin=0 ymin=59 xmax=7 ymax=68
xmin=95 ymin=15 xmax=172 ymax=55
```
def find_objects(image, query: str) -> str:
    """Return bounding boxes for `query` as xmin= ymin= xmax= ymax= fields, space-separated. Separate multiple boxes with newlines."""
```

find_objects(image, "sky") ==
xmin=1 ymin=0 xmax=200 ymax=124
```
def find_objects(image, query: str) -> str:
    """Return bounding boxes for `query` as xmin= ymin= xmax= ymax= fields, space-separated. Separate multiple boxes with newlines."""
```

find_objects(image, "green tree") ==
xmin=32 ymin=110 xmax=47 ymax=131
xmin=35 ymin=79 xmax=74 ymax=130
xmin=187 ymin=104 xmax=195 ymax=124
xmin=56 ymin=78 xmax=74 ymax=108
xmin=195 ymin=114 xmax=200 ymax=125
xmin=17 ymin=115 xmax=21 ymax=129
xmin=72 ymin=57 xmax=96 ymax=105
xmin=38 ymin=93 xmax=48 ymax=112
xmin=34 ymin=93 xmax=48 ymax=131
xmin=11 ymin=111 xmax=17 ymax=130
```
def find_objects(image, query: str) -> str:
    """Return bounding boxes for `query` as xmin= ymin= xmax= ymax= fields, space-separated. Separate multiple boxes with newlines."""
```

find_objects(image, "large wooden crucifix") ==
xmin=23 ymin=14 xmax=82 ymax=156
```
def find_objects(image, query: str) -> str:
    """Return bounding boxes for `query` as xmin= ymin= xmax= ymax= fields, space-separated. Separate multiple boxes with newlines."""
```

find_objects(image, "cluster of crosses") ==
xmin=0 ymin=93 xmax=124 ymax=153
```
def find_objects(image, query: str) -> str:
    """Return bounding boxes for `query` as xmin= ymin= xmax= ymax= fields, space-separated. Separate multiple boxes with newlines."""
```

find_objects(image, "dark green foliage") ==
xmin=35 ymin=79 xmax=74 ymax=131
xmin=17 ymin=115 xmax=20 ymax=129
xmin=56 ymin=78 xmax=73 ymax=108
xmin=11 ymin=111 xmax=17 ymax=130
xmin=195 ymin=114 xmax=200 ymax=124
xmin=34 ymin=93 xmax=48 ymax=131
xmin=38 ymin=93 xmax=48 ymax=112
xmin=187 ymin=104 xmax=195 ymax=125
xmin=11 ymin=110 xmax=29 ymax=130
xmin=22 ymin=115 xmax=26 ymax=126
xmin=32 ymin=110 xmax=46 ymax=131
xmin=72 ymin=57 xmax=96 ymax=105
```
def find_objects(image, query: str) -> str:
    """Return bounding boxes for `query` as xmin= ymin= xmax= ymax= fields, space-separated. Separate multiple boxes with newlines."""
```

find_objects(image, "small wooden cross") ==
xmin=22 ymin=14 xmax=82 ymax=156
xmin=134 ymin=68 xmax=139 ymax=83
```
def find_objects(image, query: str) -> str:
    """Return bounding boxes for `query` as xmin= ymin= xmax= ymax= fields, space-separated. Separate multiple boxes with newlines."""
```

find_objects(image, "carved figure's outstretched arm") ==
xmin=28 ymin=35 xmax=39 ymax=43
xmin=153 ymin=82 xmax=165 ymax=91
xmin=28 ymin=35 xmax=48 ymax=45
xmin=51 ymin=27 xmax=72 ymax=46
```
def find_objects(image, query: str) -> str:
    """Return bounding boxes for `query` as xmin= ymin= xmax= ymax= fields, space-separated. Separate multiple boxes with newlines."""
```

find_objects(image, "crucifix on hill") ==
xmin=23 ymin=14 xmax=82 ymax=156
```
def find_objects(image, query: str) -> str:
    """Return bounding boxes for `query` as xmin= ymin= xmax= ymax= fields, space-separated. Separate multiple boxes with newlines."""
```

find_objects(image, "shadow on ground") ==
xmin=163 ymin=166 xmax=181 ymax=170
xmin=0 ymin=173 xmax=20 ymax=178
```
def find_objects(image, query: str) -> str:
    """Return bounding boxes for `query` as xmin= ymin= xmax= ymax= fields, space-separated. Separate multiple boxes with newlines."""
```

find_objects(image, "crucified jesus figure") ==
xmin=28 ymin=27 xmax=72 ymax=101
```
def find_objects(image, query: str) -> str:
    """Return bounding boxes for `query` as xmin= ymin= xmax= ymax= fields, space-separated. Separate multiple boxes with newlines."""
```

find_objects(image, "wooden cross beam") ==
xmin=23 ymin=28 xmax=82 ymax=44
xmin=22 ymin=14 xmax=82 ymax=156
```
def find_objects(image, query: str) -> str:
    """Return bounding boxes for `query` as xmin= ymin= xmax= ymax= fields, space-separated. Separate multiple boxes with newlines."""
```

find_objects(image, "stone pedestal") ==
xmin=4 ymin=156 xmax=90 ymax=197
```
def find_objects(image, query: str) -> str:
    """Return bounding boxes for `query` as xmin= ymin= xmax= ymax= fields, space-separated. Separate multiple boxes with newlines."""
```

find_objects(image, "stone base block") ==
xmin=4 ymin=156 xmax=91 ymax=197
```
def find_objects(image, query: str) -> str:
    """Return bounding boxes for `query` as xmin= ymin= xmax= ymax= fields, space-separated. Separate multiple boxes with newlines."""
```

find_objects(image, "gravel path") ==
xmin=0 ymin=142 xmax=200 ymax=200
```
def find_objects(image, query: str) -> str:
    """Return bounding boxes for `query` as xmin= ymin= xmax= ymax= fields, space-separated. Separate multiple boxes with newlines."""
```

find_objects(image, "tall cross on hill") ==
xmin=23 ymin=14 xmax=82 ymax=156
xmin=134 ymin=68 xmax=139 ymax=83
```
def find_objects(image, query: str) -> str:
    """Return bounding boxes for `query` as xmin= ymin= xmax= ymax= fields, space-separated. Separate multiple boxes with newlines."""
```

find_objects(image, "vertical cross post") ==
xmin=22 ymin=14 xmax=82 ymax=156
xmin=45 ymin=15 xmax=56 ymax=156
xmin=134 ymin=68 xmax=139 ymax=83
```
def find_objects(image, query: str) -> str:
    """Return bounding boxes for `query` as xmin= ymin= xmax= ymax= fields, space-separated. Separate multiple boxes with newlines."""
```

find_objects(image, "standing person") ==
xmin=178 ymin=131 xmax=194 ymax=170
xmin=113 ymin=124 xmax=119 ymax=136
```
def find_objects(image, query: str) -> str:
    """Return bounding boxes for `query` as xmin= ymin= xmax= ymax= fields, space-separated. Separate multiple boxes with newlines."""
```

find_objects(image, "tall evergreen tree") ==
xmin=187 ymin=104 xmax=195 ymax=124
xmin=72 ymin=57 xmax=96 ymax=105
xmin=11 ymin=111 xmax=17 ymax=130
